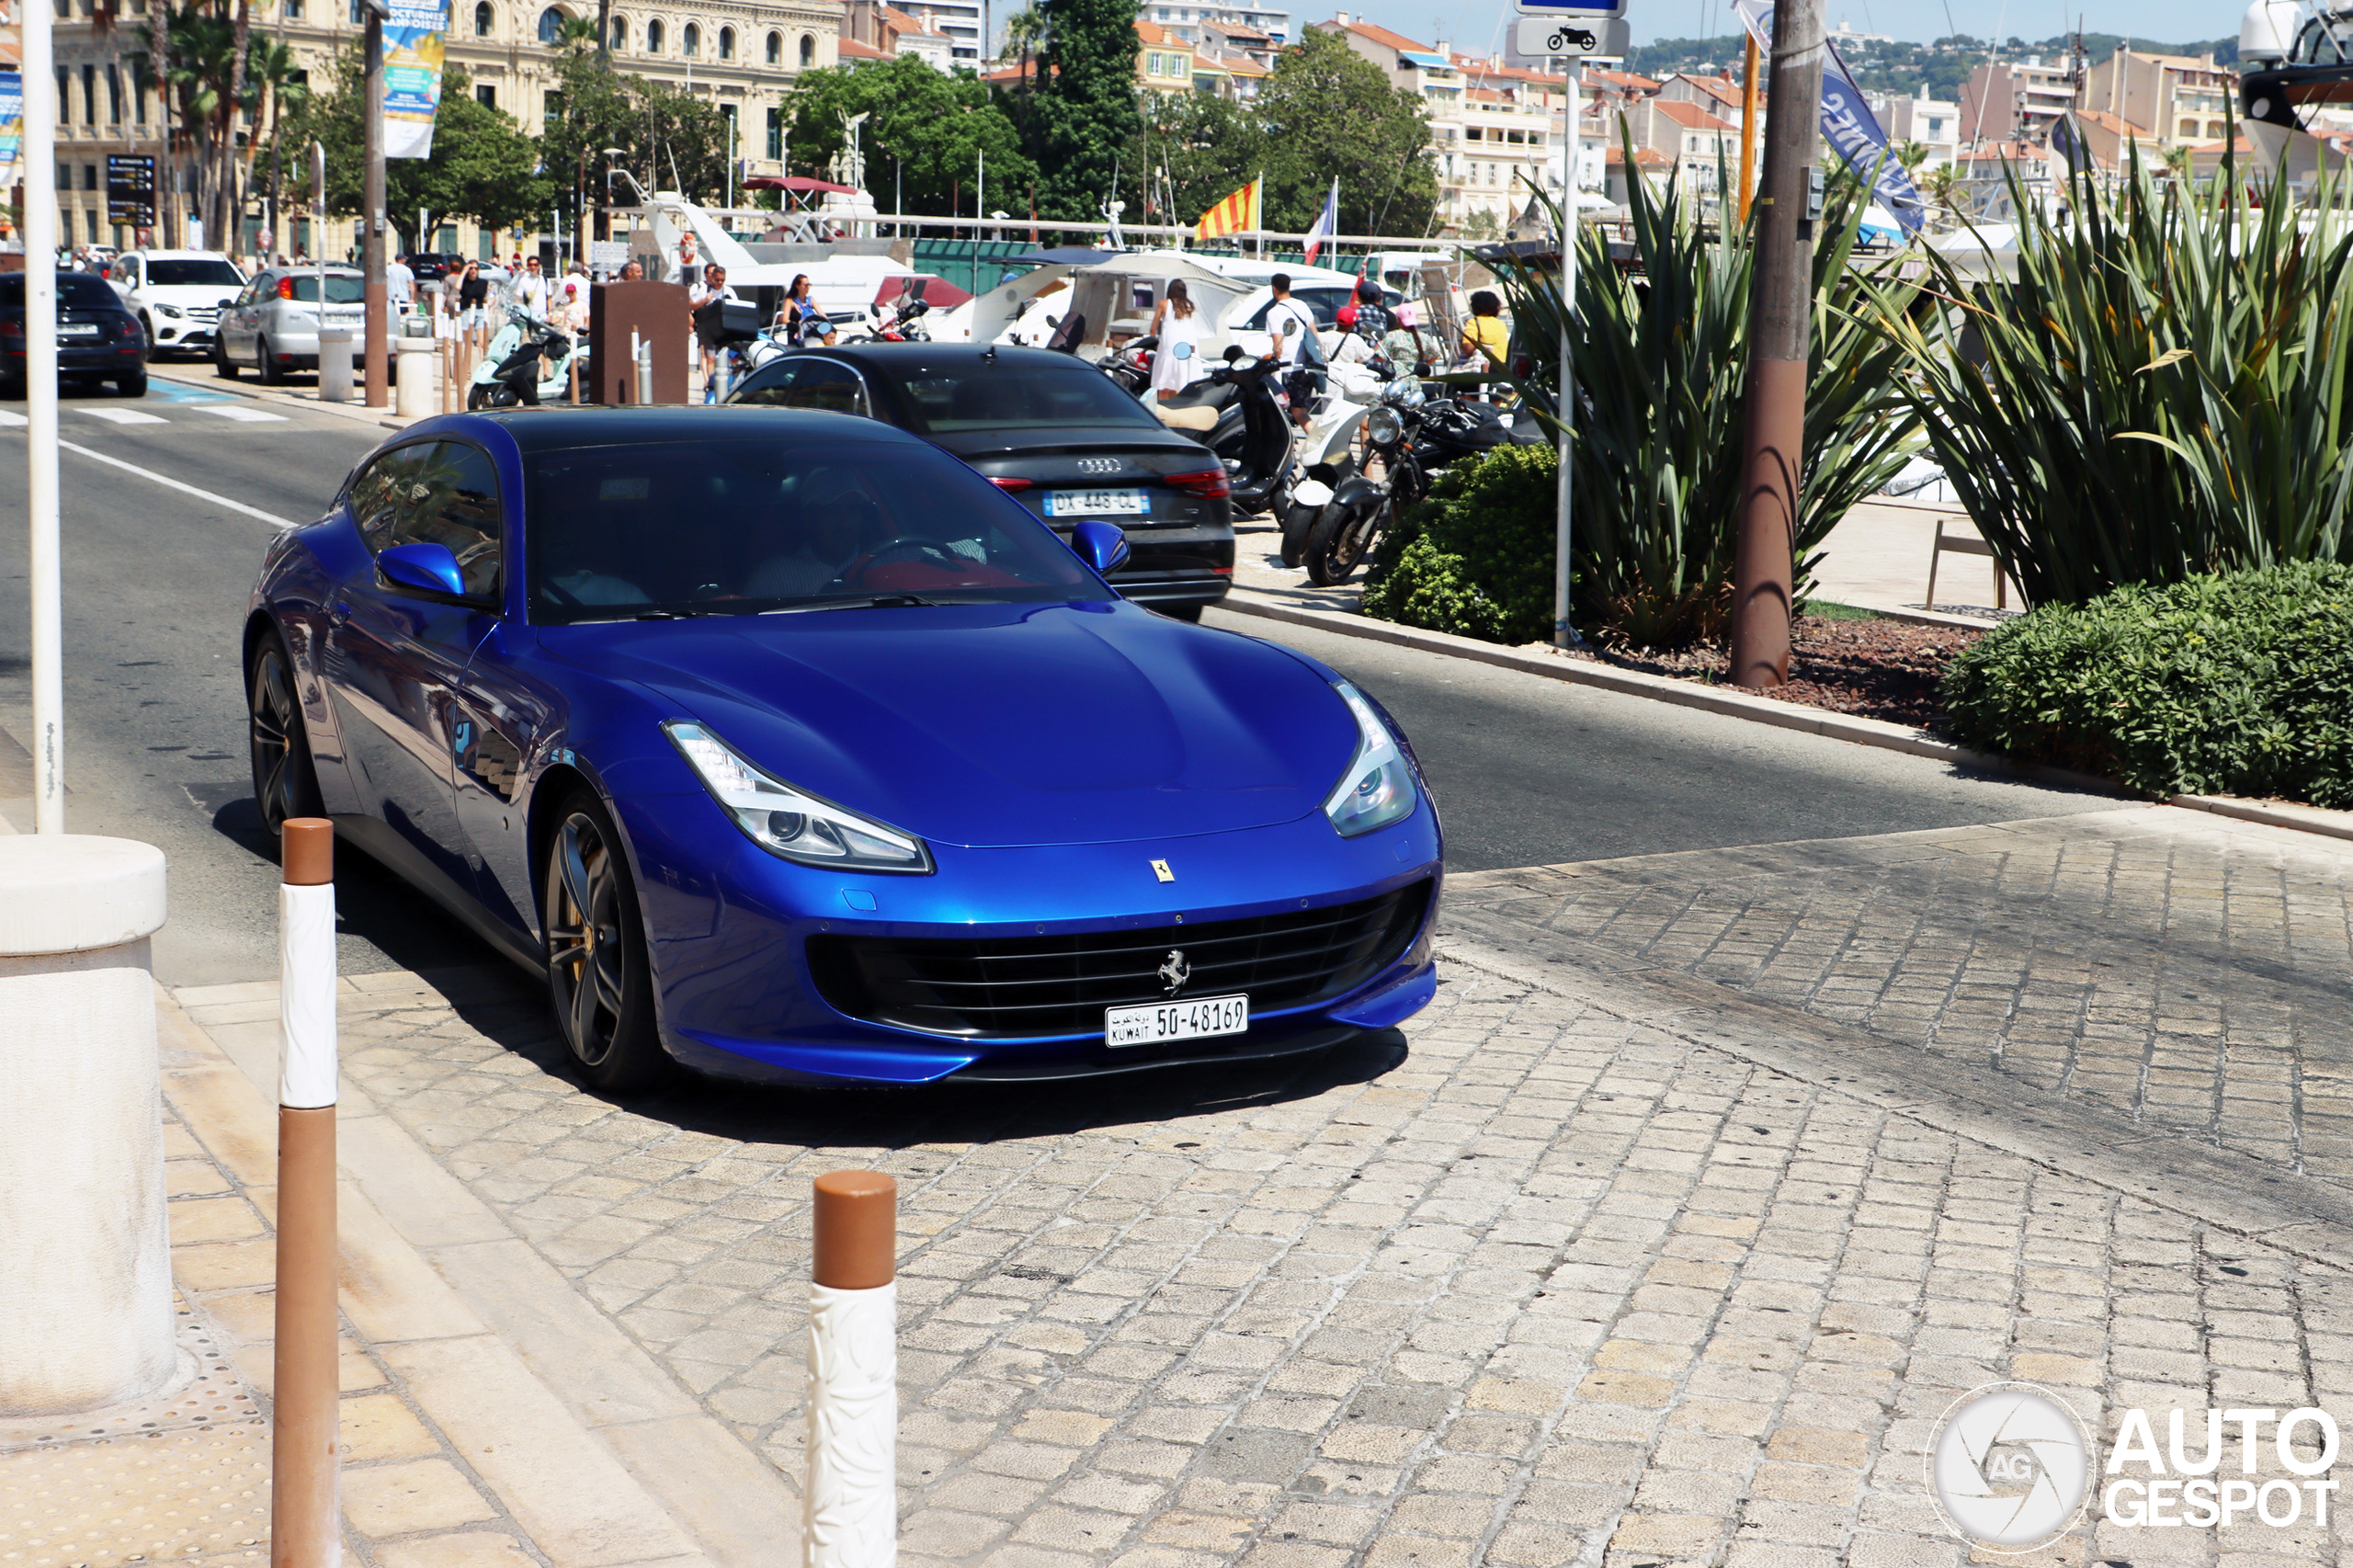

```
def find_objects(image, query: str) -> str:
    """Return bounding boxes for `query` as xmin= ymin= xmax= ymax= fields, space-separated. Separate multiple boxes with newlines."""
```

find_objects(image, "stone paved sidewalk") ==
xmin=170 ymin=804 xmax=2353 ymax=1568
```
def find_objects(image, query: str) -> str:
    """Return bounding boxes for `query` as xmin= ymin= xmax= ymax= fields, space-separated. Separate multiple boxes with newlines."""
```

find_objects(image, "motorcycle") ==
xmin=1275 ymin=352 xmax=1389 ymax=567
xmin=1151 ymin=347 xmax=1295 ymax=517
xmin=468 ymin=308 xmax=588 ymax=409
xmin=1300 ymin=381 xmax=1548 ymax=586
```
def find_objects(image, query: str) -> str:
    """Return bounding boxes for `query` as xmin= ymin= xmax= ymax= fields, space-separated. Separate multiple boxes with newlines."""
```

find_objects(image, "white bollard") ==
xmin=273 ymin=819 xmax=341 ymax=1568
xmin=0 ymin=835 xmax=173 ymax=1415
xmin=318 ymin=329 xmax=354 ymax=403
xmin=393 ymin=336 xmax=439 ymax=419
xmin=807 ymin=1171 xmax=897 ymax=1568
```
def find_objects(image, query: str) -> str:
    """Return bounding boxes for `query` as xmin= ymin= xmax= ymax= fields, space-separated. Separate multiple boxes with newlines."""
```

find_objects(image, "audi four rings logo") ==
xmin=1078 ymin=458 xmax=1120 ymax=474
xmin=1158 ymin=950 xmax=1190 ymax=994
xmin=1927 ymin=1383 xmax=2093 ymax=1551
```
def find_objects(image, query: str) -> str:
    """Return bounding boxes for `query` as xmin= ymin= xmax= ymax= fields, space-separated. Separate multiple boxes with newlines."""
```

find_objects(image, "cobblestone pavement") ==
xmin=1447 ymin=804 xmax=2353 ymax=1189
xmin=174 ymin=804 xmax=2353 ymax=1567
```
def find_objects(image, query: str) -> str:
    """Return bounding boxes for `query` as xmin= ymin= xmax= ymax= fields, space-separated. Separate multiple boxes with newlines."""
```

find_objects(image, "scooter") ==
xmin=1275 ymin=355 xmax=1387 ymax=566
xmin=1152 ymin=347 xmax=1294 ymax=517
xmin=468 ymin=308 xmax=587 ymax=408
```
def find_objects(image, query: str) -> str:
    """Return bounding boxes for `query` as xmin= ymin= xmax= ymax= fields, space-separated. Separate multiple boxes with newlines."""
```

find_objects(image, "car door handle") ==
xmin=329 ymin=601 xmax=352 ymax=627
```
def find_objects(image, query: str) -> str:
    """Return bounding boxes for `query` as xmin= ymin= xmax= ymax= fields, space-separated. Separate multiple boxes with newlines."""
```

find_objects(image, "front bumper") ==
xmin=614 ymin=794 xmax=1443 ymax=1086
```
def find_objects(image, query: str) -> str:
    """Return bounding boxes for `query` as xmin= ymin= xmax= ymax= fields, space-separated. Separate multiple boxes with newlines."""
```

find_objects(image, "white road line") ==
xmin=193 ymin=405 xmax=289 ymax=423
xmin=79 ymin=407 xmax=171 ymax=425
xmin=57 ymin=438 xmax=301 ymax=529
xmin=0 ymin=411 xmax=25 ymax=427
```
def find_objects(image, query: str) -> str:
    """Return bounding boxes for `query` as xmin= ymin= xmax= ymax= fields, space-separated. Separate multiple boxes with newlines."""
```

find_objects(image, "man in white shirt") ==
xmin=510 ymin=255 xmax=551 ymax=318
xmin=689 ymin=263 xmax=743 ymax=399
xmin=1264 ymin=273 xmax=1322 ymax=429
xmin=384 ymin=254 xmax=415 ymax=310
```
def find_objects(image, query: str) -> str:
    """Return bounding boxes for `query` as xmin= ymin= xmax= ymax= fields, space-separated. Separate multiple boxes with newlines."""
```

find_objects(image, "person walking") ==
xmin=690 ymin=263 xmax=742 ymax=400
xmin=1145 ymin=279 xmax=1202 ymax=402
xmin=455 ymin=261 xmax=489 ymax=330
xmin=384 ymin=253 xmax=415 ymax=312
xmin=1264 ymin=272 xmax=1322 ymax=430
xmin=512 ymin=255 xmax=551 ymax=319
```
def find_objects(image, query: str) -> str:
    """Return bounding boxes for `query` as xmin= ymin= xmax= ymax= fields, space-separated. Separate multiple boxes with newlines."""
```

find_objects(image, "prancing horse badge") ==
xmin=1151 ymin=859 xmax=1175 ymax=882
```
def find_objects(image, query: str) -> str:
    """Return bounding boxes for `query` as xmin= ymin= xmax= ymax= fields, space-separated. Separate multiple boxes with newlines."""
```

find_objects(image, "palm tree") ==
xmin=1001 ymin=6 xmax=1047 ymax=138
xmin=244 ymin=36 xmax=306 ymax=255
xmin=145 ymin=0 xmax=172 ymax=243
xmin=551 ymin=13 xmax=601 ymax=49
xmin=1893 ymin=140 xmax=1929 ymax=176
xmin=1920 ymin=163 xmax=1964 ymax=226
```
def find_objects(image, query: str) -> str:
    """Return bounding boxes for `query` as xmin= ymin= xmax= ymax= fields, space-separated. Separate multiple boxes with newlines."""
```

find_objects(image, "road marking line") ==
xmin=57 ymin=438 xmax=300 ymax=529
xmin=194 ymin=405 xmax=289 ymax=423
xmin=0 ymin=411 xmax=25 ymax=427
xmin=79 ymin=407 xmax=170 ymax=424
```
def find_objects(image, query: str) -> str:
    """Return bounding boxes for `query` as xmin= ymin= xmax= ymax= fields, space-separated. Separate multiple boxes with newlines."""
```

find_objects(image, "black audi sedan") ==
xmin=0 ymin=270 xmax=148 ymax=397
xmin=726 ymin=344 xmax=1233 ymax=619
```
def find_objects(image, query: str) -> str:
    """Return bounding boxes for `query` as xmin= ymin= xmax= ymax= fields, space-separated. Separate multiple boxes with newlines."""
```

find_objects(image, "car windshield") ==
xmin=525 ymin=437 xmax=1105 ymax=624
xmin=0 ymin=274 xmax=120 ymax=309
xmin=286 ymin=274 xmax=365 ymax=302
xmin=881 ymin=360 xmax=1164 ymax=434
xmin=147 ymin=259 xmax=243 ymax=286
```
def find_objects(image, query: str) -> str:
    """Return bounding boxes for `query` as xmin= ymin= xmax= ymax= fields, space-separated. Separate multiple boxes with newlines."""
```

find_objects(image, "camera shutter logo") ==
xmin=1926 ymin=1382 xmax=2093 ymax=1551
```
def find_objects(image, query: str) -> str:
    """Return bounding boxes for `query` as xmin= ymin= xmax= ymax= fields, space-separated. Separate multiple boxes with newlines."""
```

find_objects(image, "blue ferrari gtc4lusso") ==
xmin=245 ymin=407 xmax=1441 ymax=1090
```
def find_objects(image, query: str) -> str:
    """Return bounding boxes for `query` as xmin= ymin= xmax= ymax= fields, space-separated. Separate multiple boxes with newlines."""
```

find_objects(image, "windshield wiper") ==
xmin=771 ymin=593 xmax=940 ymax=614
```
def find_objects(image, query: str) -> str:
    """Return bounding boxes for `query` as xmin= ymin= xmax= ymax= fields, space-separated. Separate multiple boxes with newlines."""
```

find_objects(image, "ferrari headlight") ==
xmin=1322 ymin=682 xmax=1417 ymax=838
xmin=665 ymin=722 xmax=933 ymax=873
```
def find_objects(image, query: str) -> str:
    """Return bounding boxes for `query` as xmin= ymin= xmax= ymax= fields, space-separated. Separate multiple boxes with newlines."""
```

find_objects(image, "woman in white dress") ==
xmin=1147 ymin=280 xmax=1203 ymax=401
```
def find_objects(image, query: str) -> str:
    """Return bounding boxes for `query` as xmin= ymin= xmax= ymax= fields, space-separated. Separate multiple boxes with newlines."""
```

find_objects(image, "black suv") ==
xmin=726 ymin=344 xmax=1234 ymax=619
xmin=0 ymin=270 xmax=147 ymax=396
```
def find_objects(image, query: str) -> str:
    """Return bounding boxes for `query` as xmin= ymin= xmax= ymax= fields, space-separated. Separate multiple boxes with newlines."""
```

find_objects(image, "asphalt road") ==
xmin=0 ymin=366 xmax=2116 ymax=987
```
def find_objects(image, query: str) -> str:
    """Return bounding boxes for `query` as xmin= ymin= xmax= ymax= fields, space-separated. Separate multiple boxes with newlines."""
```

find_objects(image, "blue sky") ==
xmin=1332 ymin=1 xmax=2241 ymax=51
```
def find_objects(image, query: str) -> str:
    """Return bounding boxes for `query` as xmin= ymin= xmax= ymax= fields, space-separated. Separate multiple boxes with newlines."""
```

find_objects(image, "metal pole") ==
xmin=25 ymin=0 xmax=61 ymax=832
xmin=1728 ymin=0 xmax=1824 ymax=689
xmin=1552 ymin=62 xmax=1581 ymax=653
xmin=362 ymin=10 xmax=388 ymax=406
xmin=808 ymin=1171 xmax=897 ymax=1568
xmin=1739 ymin=34 xmax=1761 ymax=223
xmin=271 ymin=819 xmax=340 ymax=1568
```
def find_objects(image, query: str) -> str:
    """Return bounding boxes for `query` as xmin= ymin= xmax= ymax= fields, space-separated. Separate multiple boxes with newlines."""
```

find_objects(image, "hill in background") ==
xmin=1621 ymin=32 xmax=2237 ymax=100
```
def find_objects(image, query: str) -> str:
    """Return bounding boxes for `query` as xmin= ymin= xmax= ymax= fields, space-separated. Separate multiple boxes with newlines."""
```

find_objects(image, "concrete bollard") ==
xmin=808 ymin=1171 xmax=897 ymax=1568
xmin=393 ymin=336 xmax=439 ymax=420
xmin=0 ymin=835 xmax=173 ymax=1416
xmin=273 ymin=819 xmax=341 ymax=1568
xmin=318 ymin=330 xmax=354 ymax=403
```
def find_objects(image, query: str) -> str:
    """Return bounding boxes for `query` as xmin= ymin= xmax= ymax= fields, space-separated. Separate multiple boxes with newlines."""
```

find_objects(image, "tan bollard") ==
xmin=272 ymin=819 xmax=339 ymax=1568
xmin=807 ymin=1171 xmax=897 ymax=1568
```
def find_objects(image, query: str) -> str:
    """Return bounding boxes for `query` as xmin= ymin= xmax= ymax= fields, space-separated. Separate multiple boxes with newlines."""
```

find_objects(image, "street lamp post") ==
xmin=362 ymin=3 xmax=390 ymax=407
xmin=25 ymin=0 xmax=62 ymax=831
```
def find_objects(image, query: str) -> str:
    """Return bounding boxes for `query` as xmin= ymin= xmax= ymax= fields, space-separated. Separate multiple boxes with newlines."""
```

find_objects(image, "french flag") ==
xmin=1302 ymin=179 xmax=1340 ymax=267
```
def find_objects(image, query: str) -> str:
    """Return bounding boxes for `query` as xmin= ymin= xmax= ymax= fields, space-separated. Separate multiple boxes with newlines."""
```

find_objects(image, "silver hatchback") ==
xmin=213 ymin=267 xmax=368 ymax=384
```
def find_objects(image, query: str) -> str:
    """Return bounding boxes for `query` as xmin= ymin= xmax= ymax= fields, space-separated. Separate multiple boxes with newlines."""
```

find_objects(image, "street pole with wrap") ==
xmin=807 ymin=1171 xmax=897 ymax=1568
xmin=272 ymin=819 xmax=340 ymax=1568
xmin=24 ymin=0 xmax=60 ymax=831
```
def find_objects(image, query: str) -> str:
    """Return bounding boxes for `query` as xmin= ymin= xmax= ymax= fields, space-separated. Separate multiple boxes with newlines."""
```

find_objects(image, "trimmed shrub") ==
xmin=1941 ymin=562 xmax=2353 ymax=805
xmin=1362 ymin=444 xmax=1556 ymax=645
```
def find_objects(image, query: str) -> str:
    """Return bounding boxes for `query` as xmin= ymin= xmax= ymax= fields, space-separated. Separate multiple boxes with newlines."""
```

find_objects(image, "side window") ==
xmin=731 ymin=360 xmax=801 ymax=406
xmin=391 ymin=441 xmax=504 ymax=600
xmin=348 ymin=448 xmax=415 ymax=553
xmin=793 ymin=361 xmax=870 ymax=416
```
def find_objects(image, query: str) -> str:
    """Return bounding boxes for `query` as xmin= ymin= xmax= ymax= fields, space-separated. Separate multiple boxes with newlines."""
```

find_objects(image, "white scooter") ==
xmin=467 ymin=307 xmax=589 ymax=408
xmin=1276 ymin=347 xmax=1387 ymax=567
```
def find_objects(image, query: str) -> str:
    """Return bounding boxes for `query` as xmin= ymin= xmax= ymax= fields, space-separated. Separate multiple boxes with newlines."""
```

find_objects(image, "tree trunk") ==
xmin=222 ymin=0 xmax=250 ymax=254
xmin=597 ymin=0 xmax=611 ymax=55
xmin=149 ymin=3 xmax=171 ymax=244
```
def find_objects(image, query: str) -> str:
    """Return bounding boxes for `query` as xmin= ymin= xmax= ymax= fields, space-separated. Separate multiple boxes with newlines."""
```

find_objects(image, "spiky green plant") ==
xmin=1484 ymin=160 xmax=1919 ymax=646
xmin=1854 ymin=146 xmax=2353 ymax=606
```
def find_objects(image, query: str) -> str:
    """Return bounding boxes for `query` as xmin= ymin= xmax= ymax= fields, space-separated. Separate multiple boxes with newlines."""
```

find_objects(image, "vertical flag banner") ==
xmin=1733 ymin=0 xmax=1927 ymax=234
xmin=1195 ymin=177 xmax=1261 ymax=244
xmin=0 ymin=73 xmax=22 ymax=185
xmin=1302 ymin=177 xmax=1339 ymax=266
xmin=383 ymin=0 xmax=452 ymax=160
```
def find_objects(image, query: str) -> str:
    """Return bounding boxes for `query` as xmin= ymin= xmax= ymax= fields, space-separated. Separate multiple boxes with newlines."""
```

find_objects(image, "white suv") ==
xmin=108 ymin=250 xmax=247 ymax=358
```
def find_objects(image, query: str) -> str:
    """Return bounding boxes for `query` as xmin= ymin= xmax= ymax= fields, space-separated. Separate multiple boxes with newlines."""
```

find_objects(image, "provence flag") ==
xmin=1302 ymin=178 xmax=1340 ymax=266
xmin=1196 ymin=177 xmax=1262 ymax=244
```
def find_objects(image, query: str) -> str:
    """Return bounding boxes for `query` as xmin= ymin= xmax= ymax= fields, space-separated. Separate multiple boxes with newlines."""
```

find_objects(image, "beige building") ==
xmin=1959 ymin=57 xmax=2075 ymax=143
xmin=2079 ymin=48 xmax=2234 ymax=147
xmin=51 ymin=0 xmax=839 ymax=257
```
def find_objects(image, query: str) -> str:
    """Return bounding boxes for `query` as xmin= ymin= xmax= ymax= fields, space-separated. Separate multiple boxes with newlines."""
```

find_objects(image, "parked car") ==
xmin=404 ymin=252 xmax=466 ymax=283
xmin=244 ymin=406 xmax=1440 ymax=1091
xmin=0 ymin=270 xmax=147 ymax=396
xmin=213 ymin=265 xmax=366 ymax=382
xmin=727 ymin=344 xmax=1235 ymax=619
xmin=107 ymin=249 xmax=246 ymax=358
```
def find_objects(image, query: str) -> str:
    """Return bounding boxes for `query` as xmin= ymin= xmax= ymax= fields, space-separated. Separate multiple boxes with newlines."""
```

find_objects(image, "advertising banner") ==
xmin=1733 ymin=0 xmax=1928 ymax=234
xmin=383 ymin=0 xmax=452 ymax=160
xmin=0 ymin=72 xmax=21 ymax=183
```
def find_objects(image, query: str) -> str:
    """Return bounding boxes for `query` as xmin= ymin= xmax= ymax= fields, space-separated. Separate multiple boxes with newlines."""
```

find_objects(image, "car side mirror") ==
xmin=1071 ymin=519 xmax=1130 ymax=575
xmin=377 ymin=540 xmax=471 ymax=599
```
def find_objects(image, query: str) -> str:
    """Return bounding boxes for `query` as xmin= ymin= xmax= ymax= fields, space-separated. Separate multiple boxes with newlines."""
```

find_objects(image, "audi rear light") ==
xmin=1165 ymin=468 xmax=1230 ymax=500
xmin=989 ymin=476 xmax=1034 ymax=492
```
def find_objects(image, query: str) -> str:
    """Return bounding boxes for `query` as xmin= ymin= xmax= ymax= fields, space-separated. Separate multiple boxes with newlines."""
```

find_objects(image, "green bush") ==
xmin=1941 ymin=562 xmax=2353 ymax=805
xmin=1361 ymin=445 xmax=1556 ymax=645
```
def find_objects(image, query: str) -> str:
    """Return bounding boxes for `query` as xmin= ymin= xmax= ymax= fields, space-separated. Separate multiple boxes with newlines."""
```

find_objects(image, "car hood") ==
xmin=552 ymin=603 xmax=1356 ymax=848
xmin=136 ymin=285 xmax=240 ymax=305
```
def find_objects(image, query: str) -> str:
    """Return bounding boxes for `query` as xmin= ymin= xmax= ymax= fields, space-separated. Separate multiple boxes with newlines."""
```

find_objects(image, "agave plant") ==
xmin=1853 ymin=144 xmax=2353 ymax=606
xmin=1492 ymin=153 xmax=1919 ymax=646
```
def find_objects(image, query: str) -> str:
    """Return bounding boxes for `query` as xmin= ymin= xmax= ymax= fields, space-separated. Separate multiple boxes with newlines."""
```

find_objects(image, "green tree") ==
xmin=784 ymin=55 xmax=1034 ymax=218
xmin=537 ymin=43 xmax=737 ymax=219
xmin=1253 ymin=28 xmax=1436 ymax=236
xmin=274 ymin=54 xmax=550 ymax=253
xmin=1029 ymin=0 xmax=1141 ymax=220
xmin=1135 ymin=90 xmax=1259 ymax=229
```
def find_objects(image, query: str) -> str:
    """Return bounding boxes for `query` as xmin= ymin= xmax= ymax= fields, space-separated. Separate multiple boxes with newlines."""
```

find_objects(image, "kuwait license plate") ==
xmin=1046 ymin=488 xmax=1148 ymax=517
xmin=59 ymin=323 xmax=99 ymax=337
xmin=1106 ymin=994 xmax=1248 ymax=1048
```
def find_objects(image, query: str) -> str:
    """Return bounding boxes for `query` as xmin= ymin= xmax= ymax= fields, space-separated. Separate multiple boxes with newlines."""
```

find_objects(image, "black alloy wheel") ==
xmin=214 ymin=335 xmax=240 ymax=377
xmin=257 ymin=335 xmax=281 ymax=385
xmin=543 ymin=795 xmax=669 ymax=1093
xmin=246 ymin=632 xmax=323 ymax=835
